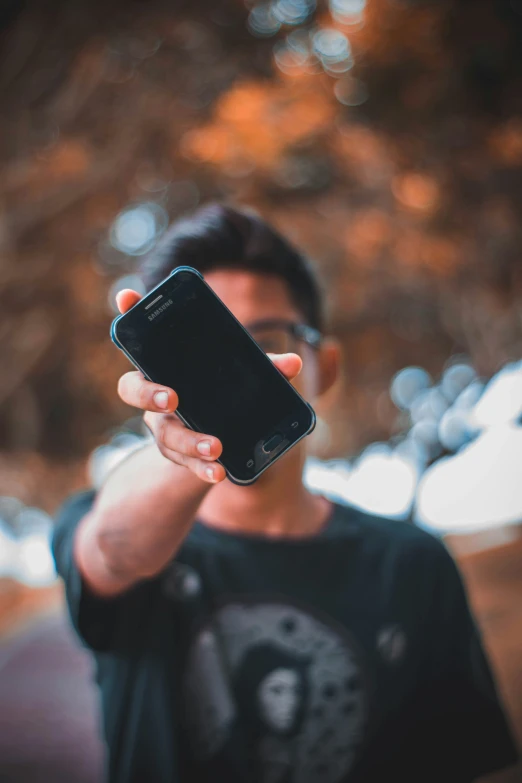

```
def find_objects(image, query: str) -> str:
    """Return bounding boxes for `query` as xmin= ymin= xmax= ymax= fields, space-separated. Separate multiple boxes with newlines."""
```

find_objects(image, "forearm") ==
xmin=75 ymin=442 xmax=210 ymax=595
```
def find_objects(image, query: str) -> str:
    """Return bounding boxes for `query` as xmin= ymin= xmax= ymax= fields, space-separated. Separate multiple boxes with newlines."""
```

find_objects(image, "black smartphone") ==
xmin=110 ymin=266 xmax=316 ymax=484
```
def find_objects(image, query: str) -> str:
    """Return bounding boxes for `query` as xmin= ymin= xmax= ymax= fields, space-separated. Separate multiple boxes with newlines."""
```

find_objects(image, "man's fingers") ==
xmin=116 ymin=288 xmax=142 ymax=314
xmin=268 ymin=352 xmax=302 ymax=381
xmin=152 ymin=414 xmax=223 ymax=461
xmin=190 ymin=457 xmax=226 ymax=484
xmin=161 ymin=448 xmax=227 ymax=484
xmin=118 ymin=371 xmax=179 ymax=413
xmin=143 ymin=415 xmax=226 ymax=483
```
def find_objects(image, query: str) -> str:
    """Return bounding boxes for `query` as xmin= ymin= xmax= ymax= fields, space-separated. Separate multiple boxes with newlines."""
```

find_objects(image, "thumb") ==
xmin=268 ymin=352 xmax=302 ymax=381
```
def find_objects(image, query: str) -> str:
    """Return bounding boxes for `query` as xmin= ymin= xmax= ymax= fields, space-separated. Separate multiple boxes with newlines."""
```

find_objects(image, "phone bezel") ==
xmin=111 ymin=266 xmax=316 ymax=485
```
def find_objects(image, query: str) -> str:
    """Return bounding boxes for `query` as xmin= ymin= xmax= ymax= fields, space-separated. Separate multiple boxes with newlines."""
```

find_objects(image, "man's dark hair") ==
xmin=139 ymin=203 xmax=324 ymax=331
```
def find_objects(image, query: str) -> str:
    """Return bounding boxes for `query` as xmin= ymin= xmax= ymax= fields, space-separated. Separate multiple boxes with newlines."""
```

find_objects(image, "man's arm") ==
xmin=74 ymin=440 xmax=214 ymax=597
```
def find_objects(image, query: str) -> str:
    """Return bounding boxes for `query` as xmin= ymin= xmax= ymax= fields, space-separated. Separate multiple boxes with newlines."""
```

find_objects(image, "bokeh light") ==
xmin=390 ymin=367 xmax=432 ymax=410
xmin=329 ymin=0 xmax=366 ymax=26
xmin=334 ymin=76 xmax=368 ymax=105
xmin=440 ymin=362 xmax=477 ymax=403
xmin=438 ymin=407 xmax=473 ymax=452
xmin=272 ymin=0 xmax=316 ymax=26
xmin=453 ymin=381 xmax=485 ymax=412
xmin=110 ymin=202 xmax=168 ymax=256
xmin=392 ymin=172 xmax=440 ymax=213
xmin=247 ymin=4 xmax=282 ymax=36
xmin=273 ymin=39 xmax=309 ymax=74
xmin=409 ymin=387 xmax=448 ymax=424
xmin=410 ymin=419 xmax=442 ymax=460
xmin=312 ymin=28 xmax=353 ymax=74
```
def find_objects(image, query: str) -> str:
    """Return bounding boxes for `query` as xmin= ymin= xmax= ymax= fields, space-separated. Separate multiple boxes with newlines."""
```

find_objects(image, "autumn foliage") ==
xmin=1 ymin=0 xmax=522 ymax=507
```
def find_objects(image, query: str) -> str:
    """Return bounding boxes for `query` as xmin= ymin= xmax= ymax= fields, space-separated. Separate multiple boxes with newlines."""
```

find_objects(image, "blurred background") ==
xmin=1 ymin=0 xmax=521 ymax=780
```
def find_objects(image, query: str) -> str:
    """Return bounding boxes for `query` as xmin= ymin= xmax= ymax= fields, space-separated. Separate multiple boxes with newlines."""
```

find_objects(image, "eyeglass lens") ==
xmin=249 ymin=327 xmax=297 ymax=355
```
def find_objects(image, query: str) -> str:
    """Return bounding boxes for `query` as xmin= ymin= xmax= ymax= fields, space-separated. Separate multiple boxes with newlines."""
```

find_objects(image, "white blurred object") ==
xmin=88 ymin=435 xmax=151 ymax=489
xmin=469 ymin=361 xmax=522 ymax=429
xmin=342 ymin=446 xmax=418 ymax=518
xmin=0 ymin=502 xmax=57 ymax=586
xmin=0 ymin=523 xmax=17 ymax=577
xmin=416 ymin=424 xmax=522 ymax=533
xmin=304 ymin=457 xmax=352 ymax=501
xmin=16 ymin=532 xmax=56 ymax=588
xmin=304 ymin=448 xmax=418 ymax=520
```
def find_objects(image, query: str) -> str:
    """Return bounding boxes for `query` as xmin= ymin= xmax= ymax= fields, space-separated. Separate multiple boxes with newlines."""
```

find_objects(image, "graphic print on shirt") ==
xmin=163 ymin=562 xmax=202 ymax=600
xmin=183 ymin=599 xmax=367 ymax=783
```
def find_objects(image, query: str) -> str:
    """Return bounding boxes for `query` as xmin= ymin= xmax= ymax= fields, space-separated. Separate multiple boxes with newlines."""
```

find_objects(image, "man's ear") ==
xmin=317 ymin=337 xmax=341 ymax=397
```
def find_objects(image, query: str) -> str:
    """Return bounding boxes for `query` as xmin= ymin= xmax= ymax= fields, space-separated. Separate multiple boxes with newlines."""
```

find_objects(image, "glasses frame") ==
xmin=245 ymin=318 xmax=322 ymax=350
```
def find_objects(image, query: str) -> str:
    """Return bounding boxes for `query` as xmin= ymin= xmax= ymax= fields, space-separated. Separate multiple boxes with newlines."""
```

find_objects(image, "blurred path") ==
xmin=449 ymin=531 xmax=522 ymax=783
xmin=0 ymin=608 xmax=103 ymax=783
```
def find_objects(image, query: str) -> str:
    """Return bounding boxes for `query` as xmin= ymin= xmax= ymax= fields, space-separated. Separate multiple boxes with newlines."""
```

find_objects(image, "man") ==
xmin=53 ymin=204 xmax=518 ymax=783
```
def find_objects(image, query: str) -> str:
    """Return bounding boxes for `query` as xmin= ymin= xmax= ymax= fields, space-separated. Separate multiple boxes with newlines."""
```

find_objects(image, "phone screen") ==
xmin=113 ymin=269 xmax=314 ymax=482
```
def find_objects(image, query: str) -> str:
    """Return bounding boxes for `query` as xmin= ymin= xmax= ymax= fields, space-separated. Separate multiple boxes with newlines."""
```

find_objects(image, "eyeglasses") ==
xmin=245 ymin=319 xmax=322 ymax=355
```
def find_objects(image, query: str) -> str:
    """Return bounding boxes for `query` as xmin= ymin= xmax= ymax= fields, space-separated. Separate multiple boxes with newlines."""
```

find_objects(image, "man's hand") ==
xmin=115 ymin=288 xmax=303 ymax=484
xmin=73 ymin=286 xmax=302 ymax=597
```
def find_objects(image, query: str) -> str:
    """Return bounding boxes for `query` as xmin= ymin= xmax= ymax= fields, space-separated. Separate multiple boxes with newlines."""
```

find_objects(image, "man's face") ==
xmin=204 ymin=269 xmax=322 ymax=403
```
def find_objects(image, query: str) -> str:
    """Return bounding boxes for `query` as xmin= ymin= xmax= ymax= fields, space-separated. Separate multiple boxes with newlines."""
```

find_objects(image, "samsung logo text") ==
xmin=148 ymin=299 xmax=173 ymax=321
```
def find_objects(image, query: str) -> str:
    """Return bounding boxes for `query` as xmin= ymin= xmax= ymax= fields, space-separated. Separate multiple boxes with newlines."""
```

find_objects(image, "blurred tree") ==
xmin=0 ymin=0 xmax=521 ymax=478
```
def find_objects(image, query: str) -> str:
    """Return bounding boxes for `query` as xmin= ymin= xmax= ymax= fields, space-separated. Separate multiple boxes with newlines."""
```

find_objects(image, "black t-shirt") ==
xmin=52 ymin=490 xmax=518 ymax=783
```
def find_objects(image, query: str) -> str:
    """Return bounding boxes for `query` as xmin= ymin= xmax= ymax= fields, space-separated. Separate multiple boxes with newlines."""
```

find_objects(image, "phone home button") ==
xmin=262 ymin=432 xmax=284 ymax=453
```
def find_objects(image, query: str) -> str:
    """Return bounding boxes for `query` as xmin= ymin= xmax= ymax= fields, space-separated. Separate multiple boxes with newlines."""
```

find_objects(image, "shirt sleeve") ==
xmin=52 ymin=489 xmax=162 ymax=653
xmin=422 ymin=539 xmax=519 ymax=781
